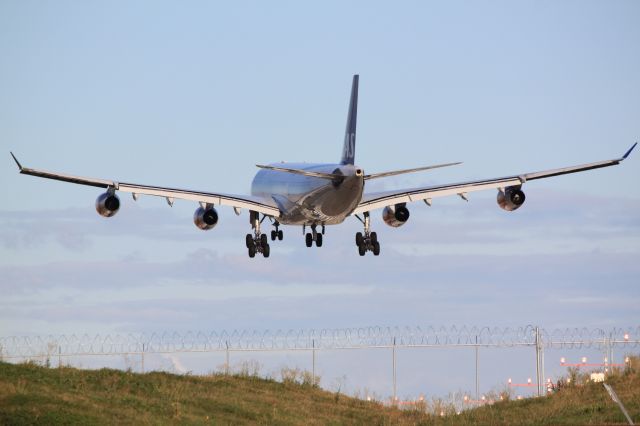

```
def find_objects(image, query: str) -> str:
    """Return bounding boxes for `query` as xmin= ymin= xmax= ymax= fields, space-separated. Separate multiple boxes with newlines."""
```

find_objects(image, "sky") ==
xmin=1 ymin=1 xmax=639 ymax=399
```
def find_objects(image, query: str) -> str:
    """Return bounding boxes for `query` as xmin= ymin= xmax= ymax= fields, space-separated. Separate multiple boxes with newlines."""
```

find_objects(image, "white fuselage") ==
xmin=251 ymin=163 xmax=364 ymax=225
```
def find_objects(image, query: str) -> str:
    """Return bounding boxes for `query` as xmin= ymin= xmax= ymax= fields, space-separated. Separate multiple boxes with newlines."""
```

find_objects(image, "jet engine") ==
xmin=497 ymin=186 xmax=526 ymax=211
xmin=382 ymin=203 xmax=410 ymax=227
xmin=193 ymin=205 xmax=219 ymax=230
xmin=95 ymin=192 xmax=120 ymax=217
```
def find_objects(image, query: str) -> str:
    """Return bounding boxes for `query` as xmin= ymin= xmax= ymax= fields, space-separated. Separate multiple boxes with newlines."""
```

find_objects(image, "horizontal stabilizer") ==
xmin=256 ymin=164 xmax=343 ymax=180
xmin=364 ymin=162 xmax=462 ymax=180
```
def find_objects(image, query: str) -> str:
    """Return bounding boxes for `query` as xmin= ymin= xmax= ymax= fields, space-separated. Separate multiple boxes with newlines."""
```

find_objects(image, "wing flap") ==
xmin=117 ymin=182 xmax=279 ymax=215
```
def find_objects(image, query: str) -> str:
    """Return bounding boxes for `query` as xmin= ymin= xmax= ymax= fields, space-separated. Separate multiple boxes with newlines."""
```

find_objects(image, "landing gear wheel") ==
xmin=370 ymin=232 xmax=378 ymax=244
xmin=271 ymin=230 xmax=276 ymax=241
xmin=355 ymin=232 xmax=364 ymax=246
xmin=248 ymin=245 xmax=256 ymax=258
xmin=246 ymin=234 xmax=253 ymax=249
xmin=260 ymin=234 xmax=268 ymax=249
xmin=305 ymin=233 xmax=313 ymax=247
xmin=372 ymin=241 xmax=380 ymax=256
xmin=263 ymin=244 xmax=270 ymax=258
xmin=316 ymin=233 xmax=323 ymax=247
xmin=358 ymin=243 xmax=366 ymax=256
xmin=278 ymin=230 xmax=283 ymax=240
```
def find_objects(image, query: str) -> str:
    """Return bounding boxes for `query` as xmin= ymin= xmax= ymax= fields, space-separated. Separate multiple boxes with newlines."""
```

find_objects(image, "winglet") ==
xmin=622 ymin=142 xmax=637 ymax=160
xmin=10 ymin=152 xmax=23 ymax=171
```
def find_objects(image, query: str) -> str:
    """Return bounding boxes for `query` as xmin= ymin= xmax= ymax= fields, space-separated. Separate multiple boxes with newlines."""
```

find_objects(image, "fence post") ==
xmin=58 ymin=345 xmax=61 ymax=368
xmin=225 ymin=341 xmax=230 ymax=374
xmin=475 ymin=335 xmax=479 ymax=401
xmin=312 ymin=339 xmax=316 ymax=383
xmin=392 ymin=336 xmax=397 ymax=404
xmin=535 ymin=326 xmax=542 ymax=396
xmin=141 ymin=343 xmax=145 ymax=374
xmin=606 ymin=333 xmax=613 ymax=374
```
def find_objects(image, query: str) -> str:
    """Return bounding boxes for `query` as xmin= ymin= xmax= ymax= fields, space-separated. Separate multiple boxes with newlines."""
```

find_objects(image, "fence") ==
xmin=1 ymin=325 xmax=638 ymax=401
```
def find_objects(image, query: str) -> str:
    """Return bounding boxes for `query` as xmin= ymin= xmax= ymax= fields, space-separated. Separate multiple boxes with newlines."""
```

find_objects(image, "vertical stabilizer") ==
xmin=341 ymin=74 xmax=358 ymax=165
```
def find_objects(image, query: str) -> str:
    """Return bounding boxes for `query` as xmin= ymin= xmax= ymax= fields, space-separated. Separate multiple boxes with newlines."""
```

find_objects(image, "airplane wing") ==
xmin=352 ymin=143 xmax=636 ymax=215
xmin=9 ymin=153 xmax=280 ymax=217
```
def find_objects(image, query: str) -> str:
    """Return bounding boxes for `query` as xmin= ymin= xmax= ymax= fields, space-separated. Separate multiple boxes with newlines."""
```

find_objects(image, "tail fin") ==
xmin=341 ymin=74 xmax=359 ymax=165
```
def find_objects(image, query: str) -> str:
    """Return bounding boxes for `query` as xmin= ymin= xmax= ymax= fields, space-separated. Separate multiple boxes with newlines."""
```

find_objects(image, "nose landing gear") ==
xmin=304 ymin=224 xmax=324 ymax=248
xmin=270 ymin=221 xmax=284 ymax=241
xmin=355 ymin=212 xmax=380 ymax=256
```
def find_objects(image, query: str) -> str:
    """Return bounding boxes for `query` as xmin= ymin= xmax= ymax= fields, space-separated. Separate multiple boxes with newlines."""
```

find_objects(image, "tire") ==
xmin=278 ymin=230 xmax=283 ymax=240
xmin=355 ymin=232 xmax=364 ymax=246
xmin=248 ymin=245 xmax=256 ymax=258
xmin=358 ymin=243 xmax=366 ymax=256
xmin=245 ymin=234 xmax=253 ymax=249
xmin=370 ymin=232 xmax=378 ymax=244
xmin=260 ymin=234 xmax=268 ymax=249
xmin=372 ymin=241 xmax=380 ymax=256
xmin=305 ymin=233 xmax=313 ymax=247
xmin=316 ymin=233 xmax=323 ymax=247
xmin=271 ymin=230 xmax=276 ymax=241
xmin=263 ymin=244 xmax=270 ymax=258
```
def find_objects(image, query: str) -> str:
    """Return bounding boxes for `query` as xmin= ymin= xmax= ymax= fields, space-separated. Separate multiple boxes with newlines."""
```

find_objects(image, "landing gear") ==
xmin=304 ymin=224 xmax=324 ymax=248
xmin=355 ymin=212 xmax=380 ymax=256
xmin=270 ymin=221 xmax=284 ymax=241
xmin=246 ymin=211 xmax=271 ymax=258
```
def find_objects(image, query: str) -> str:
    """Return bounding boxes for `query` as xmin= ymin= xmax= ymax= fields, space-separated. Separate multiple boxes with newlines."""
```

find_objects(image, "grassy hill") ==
xmin=0 ymin=359 xmax=638 ymax=425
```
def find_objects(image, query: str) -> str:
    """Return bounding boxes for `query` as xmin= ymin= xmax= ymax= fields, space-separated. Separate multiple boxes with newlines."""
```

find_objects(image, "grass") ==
xmin=0 ymin=357 xmax=638 ymax=425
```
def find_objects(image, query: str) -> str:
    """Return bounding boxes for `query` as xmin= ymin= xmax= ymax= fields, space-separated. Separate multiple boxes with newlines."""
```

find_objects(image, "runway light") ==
xmin=566 ymin=378 xmax=571 ymax=384
xmin=547 ymin=378 xmax=552 ymax=384
xmin=440 ymin=411 xmax=444 ymax=417
xmin=625 ymin=357 xmax=630 ymax=363
xmin=581 ymin=356 xmax=587 ymax=363
xmin=624 ymin=333 xmax=629 ymax=341
xmin=527 ymin=378 xmax=532 ymax=384
xmin=517 ymin=395 xmax=523 ymax=400
xmin=604 ymin=357 xmax=608 ymax=363
xmin=481 ymin=395 xmax=486 ymax=401
xmin=367 ymin=396 xmax=371 ymax=401
xmin=508 ymin=378 xmax=512 ymax=384
xmin=560 ymin=357 xmax=566 ymax=364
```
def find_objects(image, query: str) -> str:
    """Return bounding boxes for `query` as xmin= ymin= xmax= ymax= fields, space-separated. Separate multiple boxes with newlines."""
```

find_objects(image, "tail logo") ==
xmin=343 ymin=133 xmax=355 ymax=163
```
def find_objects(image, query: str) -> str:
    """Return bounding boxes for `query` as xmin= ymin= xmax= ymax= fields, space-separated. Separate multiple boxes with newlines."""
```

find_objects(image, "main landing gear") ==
xmin=246 ymin=211 xmax=270 ymax=258
xmin=270 ymin=221 xmax=284 ymax=241
xmin=355 ymin=212 xmax=380 ymax=256
xmin=304 ymin=224 xmax=324 ymax=248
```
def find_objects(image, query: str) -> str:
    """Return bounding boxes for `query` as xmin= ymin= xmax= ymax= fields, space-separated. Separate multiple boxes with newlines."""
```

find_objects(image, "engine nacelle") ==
xmin=95 ymin=192 xmax=120 ymax=217
xmin=382 ymin=203 xmax=410 ymax=227
xmin=497 ymin=186 xmax=526 ymax=211
xmin=193 ymin=206 xmax=219 ymax=230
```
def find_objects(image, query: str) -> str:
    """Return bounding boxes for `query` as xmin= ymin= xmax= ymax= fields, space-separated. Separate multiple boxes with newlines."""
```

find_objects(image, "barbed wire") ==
xmin=1 ymin=325 xmax=638 ymax=359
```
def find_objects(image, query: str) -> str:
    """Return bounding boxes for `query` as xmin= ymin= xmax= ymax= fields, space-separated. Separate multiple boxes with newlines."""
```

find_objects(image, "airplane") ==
xmin=10 ymin=75 xmax=637 ymax=258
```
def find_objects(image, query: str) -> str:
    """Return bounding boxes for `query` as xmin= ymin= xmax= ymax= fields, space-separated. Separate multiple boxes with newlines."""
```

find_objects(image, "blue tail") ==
xmin=341 ymin=75 xmax=358 ymax=165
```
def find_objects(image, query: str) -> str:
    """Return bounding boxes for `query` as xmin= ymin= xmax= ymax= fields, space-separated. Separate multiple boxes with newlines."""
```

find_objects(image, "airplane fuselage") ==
xmin=251 ymin=163 xmax=364 ymax=225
